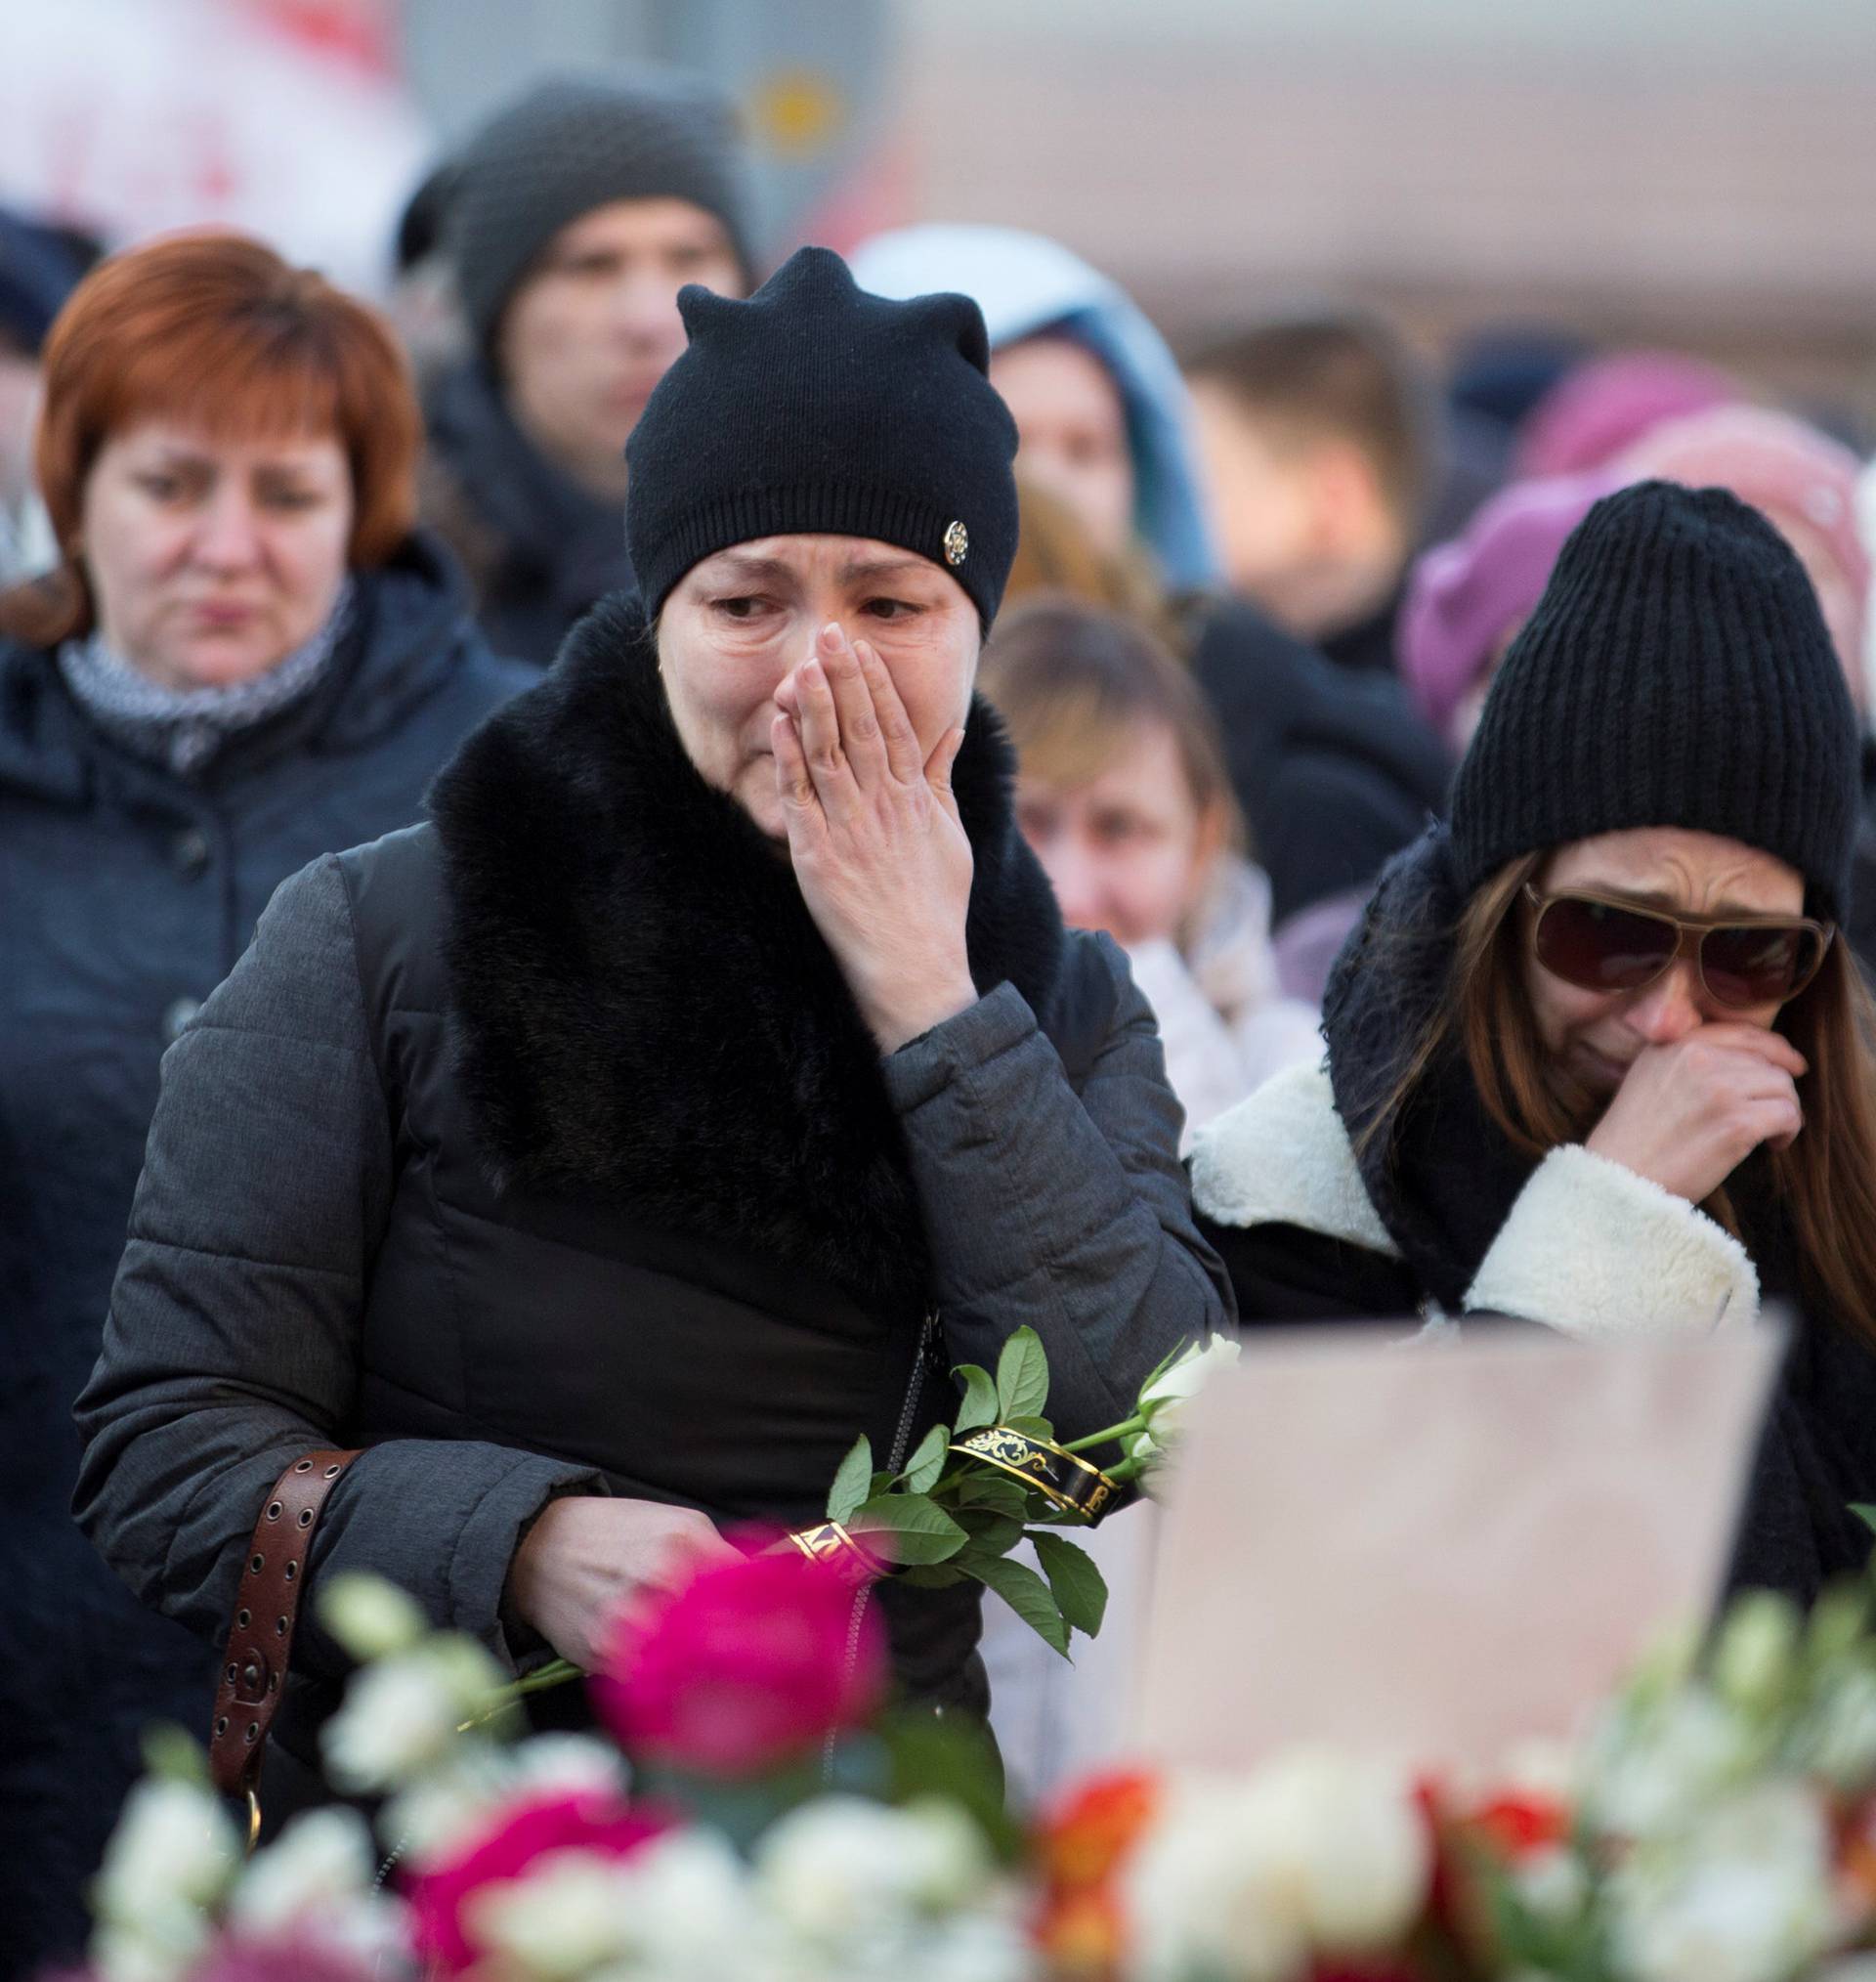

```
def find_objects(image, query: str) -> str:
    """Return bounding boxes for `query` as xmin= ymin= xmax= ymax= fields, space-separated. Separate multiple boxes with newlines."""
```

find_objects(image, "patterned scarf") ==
xmin=57 ymin=581 xmax=355 ymax=778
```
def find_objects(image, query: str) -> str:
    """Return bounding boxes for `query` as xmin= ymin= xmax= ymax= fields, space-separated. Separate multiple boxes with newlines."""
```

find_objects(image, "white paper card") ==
xmin=1130 ymin=1323 xmax=1782 ymax=1772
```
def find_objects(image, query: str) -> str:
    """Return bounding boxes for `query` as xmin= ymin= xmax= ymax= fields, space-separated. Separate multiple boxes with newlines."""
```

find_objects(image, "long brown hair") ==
xmin=1371 ymin=854 xmax=1876 ymax=1342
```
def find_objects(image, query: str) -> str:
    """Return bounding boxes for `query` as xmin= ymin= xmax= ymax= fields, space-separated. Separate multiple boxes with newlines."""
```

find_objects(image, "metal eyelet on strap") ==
xmin=215 ymin=1716 xmax=229 ymax=1737
xmin=293 ymin=1459 xmax=314 ymax=1473
xmin=323 ymin=1463 xmax=341 ymax=1479
xmin=265 ymin=1502 xmax=281 ymax=1521
xmin=250 ymin=1554 xmax=265 ymax=1573
xmin=235 ymin=1608 xmax=250 ymax=1628
xmin=297 ymin=1509 xmax=313 ymax=1529
xmin=283 ymin=1562 xmax=298 ymax=1581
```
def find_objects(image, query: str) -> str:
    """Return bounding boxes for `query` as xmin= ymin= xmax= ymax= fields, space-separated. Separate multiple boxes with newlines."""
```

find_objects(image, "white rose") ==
xmin=91 ymin=1775 xmax=239 ymax=1980
xmin=1138 ymin=1337 xmax=1242 ymax=1442
xmin=1608 ymin=1781 xmax=1838 ymax=1982
xmin=611 ymin=1830 xmax=755 ymax=1976
xmin=320 ymin=1637 xmax=504 ymax=1792
xmin=1234 ymin=1750 xmax=1430 ymax=1952
xmin=1122 ymin=1780 xmax=1307 ymax=1982
xmin=1789 ymin=1665 xmax=1876 ymax=1790
xmin=1580 ymin=1687 xmax=1755 ymax=1840
xmin=226 ymin=1807 xmax=374 ymax=1931
xmin=467 ymin=1850 xmax=635 ymax=1981
xmin=754 ymin=1795 xmax=991 ymax=1945
xmin=319 ymin=1573 xmax=428 ymax=1661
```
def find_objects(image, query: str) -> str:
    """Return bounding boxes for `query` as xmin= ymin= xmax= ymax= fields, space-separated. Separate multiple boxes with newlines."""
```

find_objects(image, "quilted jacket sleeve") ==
xmin=880 ymin=932 xmax=1234 ymax=1440
xmin=71 ymin=855 xmax=600 ymax=1679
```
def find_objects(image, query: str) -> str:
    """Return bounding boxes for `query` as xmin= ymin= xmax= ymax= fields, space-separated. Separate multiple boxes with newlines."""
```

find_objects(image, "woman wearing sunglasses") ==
xmin=1191 ymin=479 xmax=1876 ymax=1604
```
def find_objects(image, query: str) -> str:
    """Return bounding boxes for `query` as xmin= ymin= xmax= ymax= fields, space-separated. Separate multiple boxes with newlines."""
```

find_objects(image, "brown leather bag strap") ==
xmin=209 ymin=1447 xmax=363 ymax=1836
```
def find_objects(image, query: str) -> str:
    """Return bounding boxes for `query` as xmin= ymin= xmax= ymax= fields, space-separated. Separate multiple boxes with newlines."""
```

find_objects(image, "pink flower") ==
xmin=190 ymin=1933 xmax=376 ymax=1982
xmin=405 ymin=1788 xmax=666 ymax=1974
xmin=590 ymin=1548 xmax=886 ymax=1778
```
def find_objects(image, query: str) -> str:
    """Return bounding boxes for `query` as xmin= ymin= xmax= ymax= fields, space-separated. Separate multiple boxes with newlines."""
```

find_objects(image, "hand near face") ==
xmin=1583 ymin=1023 xmax=1807 ymax=1204
xmin=772 ymin=622 xmax=979 ymax=1054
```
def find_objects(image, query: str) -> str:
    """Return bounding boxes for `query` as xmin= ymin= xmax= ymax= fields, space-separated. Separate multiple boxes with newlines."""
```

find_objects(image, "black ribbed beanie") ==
xmin=444 ymin=69 xmax=755 ymax=354
xmin=624 ymin=246 xmax=1020 ymax=630
xmin=1451 ymin=480 xmax=1859 ymax=917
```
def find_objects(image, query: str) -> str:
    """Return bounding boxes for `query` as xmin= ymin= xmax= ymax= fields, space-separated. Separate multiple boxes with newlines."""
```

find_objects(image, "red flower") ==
xmin=590 ymin=1548 xmax=886 ymax=1778
xmin=1467 ymin=1790 xmax=1570 ymax=1862
xmin=404 ymin=1788 xmax=666 ymax=1974
xmin=1034 ymin=1771 xmax=1164 ymax=1981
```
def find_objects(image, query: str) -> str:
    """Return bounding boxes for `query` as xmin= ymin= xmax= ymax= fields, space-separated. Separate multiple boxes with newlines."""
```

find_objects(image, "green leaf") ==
xmin=965 ymin=1551 xmax=1070 ymax=1658
xmin=828 ymin=1435 xmax=875 ymax=1525
xmin=954 ymin=1473 xmax=1031 ymax=1520
xmin=140 ymin=1722 xmax=211 ymax=1788
xmin=1854 ymin=1503 xmax=1876 ymax=1537
xmin=995 ymin=1327 xmax=1049 ymax=1421
xmin=849 ymin=1492 xmax=968 ymax=1566
xmin=954 ymin=1510 xmax=1025 ymax=1558
xmin=895 ymin=1564 xmax=967 ymax=1590
xmin=1002 ymin=1414 xmax=1054 ymax=1442
xmin=1032 ymin=1532 xmax=1109 ymax=1639
xmin=952 ymin=1363 xmax=1000 ymax=1434
xmin=902 ymin=1422 xmax=950 ymax=1494
xmin=878 ymin=1707 xmax=1023 ymax=1860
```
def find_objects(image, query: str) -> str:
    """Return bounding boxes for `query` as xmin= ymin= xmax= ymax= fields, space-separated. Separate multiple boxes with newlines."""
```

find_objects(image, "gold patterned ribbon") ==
xmin=949 ymin=1426 xmax=1122 ymax=1522
xmin=782 ymin=1520 xmax=886 ymax=1585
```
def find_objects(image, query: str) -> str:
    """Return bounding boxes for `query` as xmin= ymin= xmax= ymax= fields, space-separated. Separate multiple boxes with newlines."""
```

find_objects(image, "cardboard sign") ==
xmin=1130 ymin=1323 xmax=1781 ymax=1772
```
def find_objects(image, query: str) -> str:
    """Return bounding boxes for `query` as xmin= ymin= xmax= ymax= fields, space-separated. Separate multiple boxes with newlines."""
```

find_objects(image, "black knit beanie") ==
xmin=1451 ymin=480 xmax=1859 ymax=917
xmin=443 ymin=69 xmax=756 ymax=354
xmin=624 ymin=246 xmax=1021 ymax=629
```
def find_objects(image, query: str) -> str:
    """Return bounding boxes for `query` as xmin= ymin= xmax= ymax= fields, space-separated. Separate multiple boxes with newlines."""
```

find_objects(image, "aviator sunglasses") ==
xmin=1523 ymin=884 xmax=1835 ymax=1011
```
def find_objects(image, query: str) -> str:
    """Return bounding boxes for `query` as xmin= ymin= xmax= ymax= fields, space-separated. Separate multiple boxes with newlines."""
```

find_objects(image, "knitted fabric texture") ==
xmin=1451 ymin=480 xmax=1859 ymax=918
xmin=624 ymin=246 xmax=1021 ymax=628
xmin=58 ymin=582 xmax=355 ymax=778
xmin=445 ymin=69 xmax=755 ymax=352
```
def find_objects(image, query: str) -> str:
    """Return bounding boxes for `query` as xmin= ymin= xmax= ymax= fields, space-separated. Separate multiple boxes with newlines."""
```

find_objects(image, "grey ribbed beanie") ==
xmin=444 ymin=69 xmax=756 ymax=354
xmin=1451 ymin=480 xmax=1859 ymax=917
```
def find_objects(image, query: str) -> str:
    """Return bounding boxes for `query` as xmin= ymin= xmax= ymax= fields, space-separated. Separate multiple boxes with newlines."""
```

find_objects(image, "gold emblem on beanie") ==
xmin=943 ymin=519 xmax=969 ymax=567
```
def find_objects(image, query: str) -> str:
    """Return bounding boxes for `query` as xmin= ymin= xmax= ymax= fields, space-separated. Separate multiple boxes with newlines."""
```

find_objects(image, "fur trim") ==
xmin=1464 ymin=1143 xmax=1762 ymax=1339
xmin=427 ymin=594 xmax=1066 ymax=1314
xmin=1188 ymin=1061 xmax=1400 ymax=1256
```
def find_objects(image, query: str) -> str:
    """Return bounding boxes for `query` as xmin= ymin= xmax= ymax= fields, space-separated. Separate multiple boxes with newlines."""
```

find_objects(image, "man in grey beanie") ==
xmin=419 ymin=68 xmax=757 ymax=666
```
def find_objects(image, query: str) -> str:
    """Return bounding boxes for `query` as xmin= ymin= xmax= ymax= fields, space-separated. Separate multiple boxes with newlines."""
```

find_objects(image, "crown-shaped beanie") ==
xmin=1451 ymin=480 xmax=1859 ymax=917
xmin=625 ymin=246 xmax=1020 ymax=628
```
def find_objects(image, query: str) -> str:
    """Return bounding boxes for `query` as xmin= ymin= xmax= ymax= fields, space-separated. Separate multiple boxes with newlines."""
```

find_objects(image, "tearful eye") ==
xmin=712 ymin=596 xmax=764 ymax=622
xmin=862 ymin=598 xmax=922 ymax=623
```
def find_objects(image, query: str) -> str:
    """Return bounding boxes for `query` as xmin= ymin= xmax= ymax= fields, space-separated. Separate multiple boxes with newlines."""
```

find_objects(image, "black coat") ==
xmin=1193 ymin=827 xmax=1876 ymax=1612
xmin=1186 ymin=598 xmax=1453 ymax=929
xmin=0 ymin=534 xmax=530 ymax=1980
xmin=72 ymin=602 xmax=1228 ymax=1791
xmin=421 ymin=362 xmax=637 ymax=668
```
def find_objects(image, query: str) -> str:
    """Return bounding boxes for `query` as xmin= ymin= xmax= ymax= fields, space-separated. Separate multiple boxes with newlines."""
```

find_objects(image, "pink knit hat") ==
xmin=1616 ymin=405 xmax=1869 ymax=687
xmin=1399 ymin=471 xmax=1614 ymax=743
xmin=1514 ymin=350 xmax=1738 ymax=480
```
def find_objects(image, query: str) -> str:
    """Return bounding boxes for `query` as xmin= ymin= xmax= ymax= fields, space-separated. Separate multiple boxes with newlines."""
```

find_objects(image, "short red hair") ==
xmin=1 ymin=230 xmax=419 ymax=647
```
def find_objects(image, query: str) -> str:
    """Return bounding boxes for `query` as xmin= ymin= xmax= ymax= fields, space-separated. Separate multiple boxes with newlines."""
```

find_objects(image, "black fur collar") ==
xmin=429 ymin=595 xmax=1066 ymax=1315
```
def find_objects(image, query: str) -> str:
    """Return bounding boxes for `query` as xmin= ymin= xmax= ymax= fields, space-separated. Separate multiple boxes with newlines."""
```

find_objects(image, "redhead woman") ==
xmin=73 ymin=250 xmax=1228 ymax=1820
xmin=0 ymin=234 xmax=526 ymax=1973
xmin=1192 ymin=480 xmax=1876 ymax=1603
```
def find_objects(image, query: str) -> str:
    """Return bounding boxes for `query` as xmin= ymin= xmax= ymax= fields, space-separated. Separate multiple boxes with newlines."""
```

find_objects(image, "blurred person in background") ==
xmin=420 ymin=69 xmax=757 ymax=666
xmin=0 ymin=233 xmax=529 ymax=1977
xmin=1512 ymin=347 xmax=1739 ymax=481
xmin=1399 ymin=470 xmax=1613 ymax=756
xmin=0 ymin=206 xmax=86 ymax=586
xmin=1192 ymin=482 xmax=1876 ymax=1609
xmin=1182 ymin=309 xmax=1439 ymax=677
xmin=851 ymin=227 xmax=1451 ymax=996
xmin=980 ymin=596 xmax=1319 ymax=1143
xmin=1615 ymin=405 xmax=1876 ymax=975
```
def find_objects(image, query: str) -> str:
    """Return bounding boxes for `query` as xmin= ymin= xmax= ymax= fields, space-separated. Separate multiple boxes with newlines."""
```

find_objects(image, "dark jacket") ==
xmin=0 ymin=533 xmax=530 ymax=1980
xmin=422 ymin=361 xmax=636 ymax=668
xmin=1186 ymin=597 xmax=1453 ymax=929
xmin=1189 ymin=827 xmax=1876 ymax=1610
xmin=72 ymin=601 xmax=1228 ymax=1778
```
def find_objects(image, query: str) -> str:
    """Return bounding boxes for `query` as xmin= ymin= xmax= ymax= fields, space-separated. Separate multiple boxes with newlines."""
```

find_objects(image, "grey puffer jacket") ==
xmin=72 ymin=599 xmax=1230 ymax=1779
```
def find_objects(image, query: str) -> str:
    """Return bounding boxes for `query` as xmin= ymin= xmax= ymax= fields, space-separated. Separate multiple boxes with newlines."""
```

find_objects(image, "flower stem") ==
xmin=1059 ymin=1415 xmax=1145 ymax=1457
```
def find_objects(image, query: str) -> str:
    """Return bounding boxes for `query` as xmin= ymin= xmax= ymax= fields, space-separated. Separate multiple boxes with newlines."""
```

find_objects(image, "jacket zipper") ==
xmin=825 ymin=1308 xmax=940 ymax=1779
